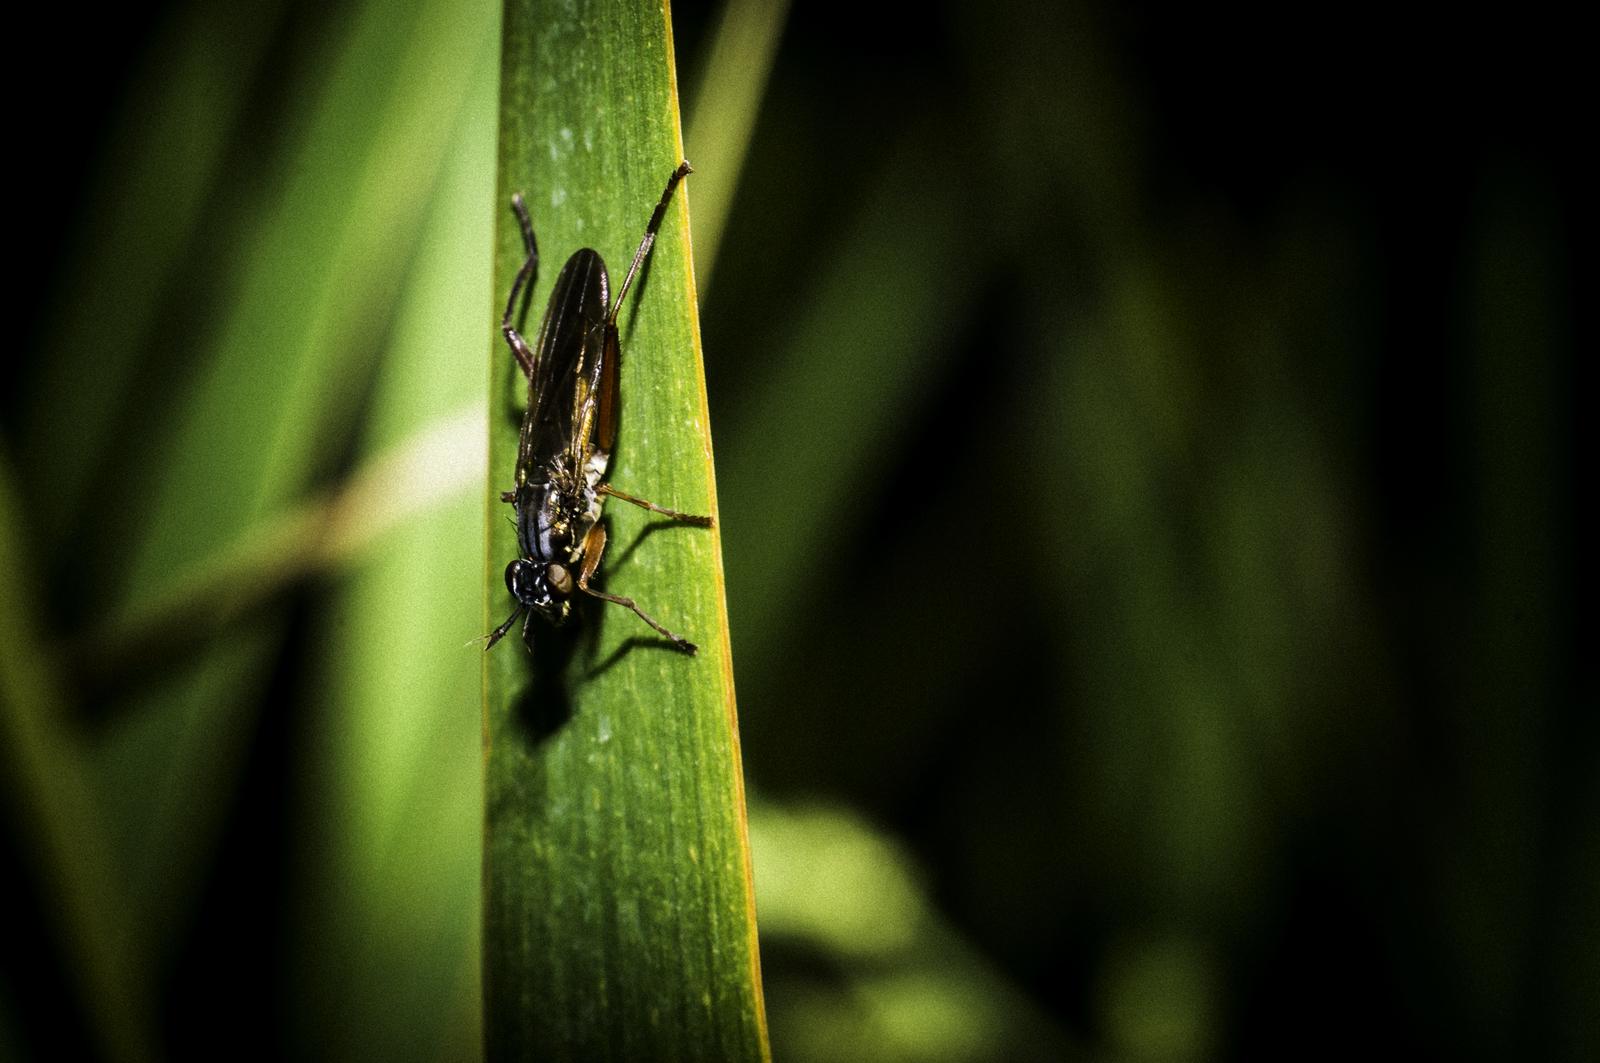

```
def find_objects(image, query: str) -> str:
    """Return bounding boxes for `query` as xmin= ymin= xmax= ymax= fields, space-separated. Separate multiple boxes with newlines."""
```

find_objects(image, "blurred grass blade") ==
xmin=45 ymin=0 xmax=494 ymax=995
xmin=486 ymin=1 xmax=768 ymax=1057
xmin=19 ymin=0 xmax=285 ymax=563
xmin=127 ymin=0 xmax=492 ymax=591
xmin=715 ymin=135 xmax=979 ymax=677
xmin=0 ymin=453 xmax=157 ymax=1063
xmin=58 ymin=402 xmax=485 ymax=699
xmin=287 ymin=15 xmax=500 ymax=1056
xmin=684 ymin=0 xmax=793 ymax=293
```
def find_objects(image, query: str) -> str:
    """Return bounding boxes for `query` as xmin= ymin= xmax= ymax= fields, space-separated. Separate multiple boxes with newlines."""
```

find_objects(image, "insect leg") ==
xmin=607 ymin=162 xmax=693 ymax=326
xmin=501 ymin=193 xmax=541 ymax=379
xmin=575 ymin=523 xmax=697 ymax=654
xmin=598 ymin=484 xmax=713 ymax=526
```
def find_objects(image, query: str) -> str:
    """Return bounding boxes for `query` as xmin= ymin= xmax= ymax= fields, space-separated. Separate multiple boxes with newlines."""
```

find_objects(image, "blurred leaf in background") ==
xmin=4 ymin=0 xmax=496 ymax=1059
xmin=676 ymin=0 xmax=1589 ymax=1060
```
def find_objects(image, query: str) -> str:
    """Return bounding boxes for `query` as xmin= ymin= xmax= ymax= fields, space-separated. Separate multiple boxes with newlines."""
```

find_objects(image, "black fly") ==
xmin=486 ymin=162 xmax=711 ymax=655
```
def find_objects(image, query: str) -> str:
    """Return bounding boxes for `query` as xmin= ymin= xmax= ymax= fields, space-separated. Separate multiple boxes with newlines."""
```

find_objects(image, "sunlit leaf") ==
xmin=484 ymin=1 xmax=767 ymax=1057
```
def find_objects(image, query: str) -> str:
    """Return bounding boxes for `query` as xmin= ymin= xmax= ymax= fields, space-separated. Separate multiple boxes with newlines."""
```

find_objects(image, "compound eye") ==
xmin=505 ymin=559 xmax=535 ymax=600
xmin=547 ymin=563 xmax=573 ymax=597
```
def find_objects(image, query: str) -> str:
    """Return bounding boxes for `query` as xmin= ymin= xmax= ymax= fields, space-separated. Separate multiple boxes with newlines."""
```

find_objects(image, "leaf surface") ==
xmin=484 ymin=2 xmax=767 ymax=1058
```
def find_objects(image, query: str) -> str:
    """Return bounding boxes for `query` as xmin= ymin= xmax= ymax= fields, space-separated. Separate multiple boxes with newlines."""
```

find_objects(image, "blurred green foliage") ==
xmin=681 ymin=0 xmax=1586 ymax=1061
xmin=1 ymin=0 xmax=1588 ymax=1060
xmin=4 ymin=0 xmax=497 ymax=1059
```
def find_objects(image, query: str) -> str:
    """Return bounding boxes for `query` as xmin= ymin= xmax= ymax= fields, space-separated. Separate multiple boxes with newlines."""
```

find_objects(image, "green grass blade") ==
xmin=485 ymin=1 xmax=767 ymax=1058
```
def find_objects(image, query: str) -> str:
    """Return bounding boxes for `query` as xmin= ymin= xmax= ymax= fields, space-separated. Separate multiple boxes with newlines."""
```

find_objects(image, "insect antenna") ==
xmin=479 ymin=602 xmax=526 ymax=650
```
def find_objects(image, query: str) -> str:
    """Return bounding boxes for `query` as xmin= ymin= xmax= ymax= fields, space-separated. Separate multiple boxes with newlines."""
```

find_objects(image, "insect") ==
xmin=485 ymin=161 xmax=711 ymax=655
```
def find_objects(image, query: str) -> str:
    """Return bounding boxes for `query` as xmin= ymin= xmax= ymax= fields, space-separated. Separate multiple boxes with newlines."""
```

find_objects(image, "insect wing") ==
xmin=518 ymin=248 xmax=611 ymax=478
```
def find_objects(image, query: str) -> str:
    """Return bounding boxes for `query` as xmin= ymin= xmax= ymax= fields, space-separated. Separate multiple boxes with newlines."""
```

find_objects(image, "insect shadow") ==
xmin=608 ymin=516 xmax=691 ymax=571
xmin=511 ymin=611 xmax=581 ymax=743
xmin=505 ymin=512 xmax=690 ymax=743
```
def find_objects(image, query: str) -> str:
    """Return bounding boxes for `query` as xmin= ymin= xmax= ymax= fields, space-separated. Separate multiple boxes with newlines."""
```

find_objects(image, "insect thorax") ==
xmin=515 ymin=460 xmax=599 ymax=556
